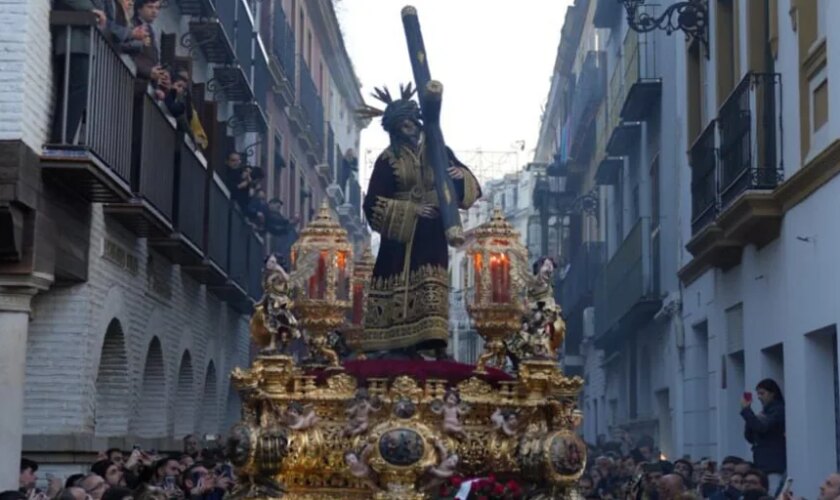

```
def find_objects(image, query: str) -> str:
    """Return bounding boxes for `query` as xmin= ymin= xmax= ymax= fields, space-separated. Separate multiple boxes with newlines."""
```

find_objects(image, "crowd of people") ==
xmin=7 ymin=437 xmax=233 ymax=500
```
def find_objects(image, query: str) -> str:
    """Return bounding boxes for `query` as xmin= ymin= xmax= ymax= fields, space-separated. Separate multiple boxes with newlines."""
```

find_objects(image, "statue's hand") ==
xmin=415 ymin=204 xmax=439 ymax=219
xmin=447 ymin=166 xmax=465 ymax=179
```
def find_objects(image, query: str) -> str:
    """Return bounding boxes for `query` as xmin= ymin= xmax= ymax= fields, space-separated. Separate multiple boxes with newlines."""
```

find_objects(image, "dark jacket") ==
xmin=742 ymin=399 xmax=786 ymax=473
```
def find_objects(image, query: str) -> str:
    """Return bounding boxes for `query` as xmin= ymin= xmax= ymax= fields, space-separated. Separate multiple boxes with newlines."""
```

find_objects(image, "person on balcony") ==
xmin=164 ymin=69 xmax=208 ymax=149
xmin=130 ymin=0 xmax=168 ymax=97
xmin=247 ymin=189 xmax=270 ymax=231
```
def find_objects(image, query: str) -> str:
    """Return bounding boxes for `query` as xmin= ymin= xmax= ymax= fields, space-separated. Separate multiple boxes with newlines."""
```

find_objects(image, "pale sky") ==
xmin=335 ymin=0 xmax=574 ymax=185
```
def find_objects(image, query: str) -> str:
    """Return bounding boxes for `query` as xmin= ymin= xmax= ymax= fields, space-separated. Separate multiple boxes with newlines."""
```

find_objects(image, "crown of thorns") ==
xmin=356 ymin=83 xmax=420 ymax=133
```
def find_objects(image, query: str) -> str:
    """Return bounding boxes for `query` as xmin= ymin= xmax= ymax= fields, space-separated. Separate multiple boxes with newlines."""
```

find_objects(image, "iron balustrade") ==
xmin=50 ymin=15 xmax=135 ymax=183
xmin=272 ymin=3 xmax=296 ymax=88
xmin=235 ymin=0 xmax=254 ymax=86
xmin=568 ymin=51 xmax=607 ymax=162
xmin=253 ymin=39 xmax=271 ymax=112
xmin=229 ymin=205 xmax=250 ymax=290
xmin=327 ymin=125 xmax=336 ymax=176
xmin=216 ymin=0 xmax=236 ymax=59
xmin=561 ymin=242 xmax=606 ymax=314
xmin=718 ymin=72 xmax=783 ymax=209
xmin=135 ymin=95 xmax=177 ymax=221
xmin=247 ymin=230 xmax=265 ymax=300
xmin=689 ymin=120 xmax=718 ymax=234
xmin=299 ymin=55 xmax=325 ymax=153
xmin=594 ymin=217 xmax=657 ymax=338
xmin=176 ymin=140 xmax=207 ymax=248
xmin=208 ymin=176 xmax=232 ymax=272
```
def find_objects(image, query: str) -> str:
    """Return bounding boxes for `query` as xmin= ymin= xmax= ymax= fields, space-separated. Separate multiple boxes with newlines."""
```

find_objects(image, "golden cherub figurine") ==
xmin=515 ymin=256 xmax=567 ymax=361
xmin=250 ymin=254 xmax=302 ymax=355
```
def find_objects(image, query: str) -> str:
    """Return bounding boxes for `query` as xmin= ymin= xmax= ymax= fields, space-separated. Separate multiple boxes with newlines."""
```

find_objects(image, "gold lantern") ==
xmin=345 ymin=246 xmax=375 ymax=352
xmin=290 ymin=201 xmax=353 ymax=368
xmin=466 ymin=208 xmax=528 ymax=373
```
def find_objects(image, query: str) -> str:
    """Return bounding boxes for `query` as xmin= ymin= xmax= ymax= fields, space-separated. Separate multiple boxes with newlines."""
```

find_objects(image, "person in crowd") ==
xmin=101 ymin=487 xmax=133 ymax=500
xmin=633 ymin=435 xmax=656 ymax=464
xmin=741 ymin=379 xmax=786 ymax=495
xmin=674 ymin=459 xmax=695 ymax=491
xmin=580 ymin=474 xmax=597 ymax=499
xmin=105 ymin=450 xmax=125 ymax=470
xmin=223 ymin=153 xmax=253 ymax=210
xmin=641 ymin=462 xmax=666 ymax=500
xmin=78 ymin=473 xmax=109 ymax=500
xmin=742 ymin=469 xmax=769 ymax=496
xmin=54 ymin=487 xmax=87 ymax=500
xmin=658 ymin=474 xmax=686 ymax=500
xmin=19 ymin=458 xmax=38 ymax=494
xmin=65 ymin=475 xmax=85 ymax=490
xmin=247 ymin=189 xmax=270 ymax=231
xmin=91 ymin=460 xmax=123 ymax=488
xmin=131 ymin=0 xmax=168 ymax=96
xmin=817 ymin=473 xmax=840 ymax=500
xmin=0 ymin=492 xmax=26 ymax=500
xmin=180 ymin=464 xmax=218 ymax=500
xmin=151 ymin=457 xmax=181 ymax=488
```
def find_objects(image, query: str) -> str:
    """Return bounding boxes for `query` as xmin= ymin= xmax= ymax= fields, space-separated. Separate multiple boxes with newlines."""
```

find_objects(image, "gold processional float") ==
xmin=226 ymin=203 xmax=586 ymax=500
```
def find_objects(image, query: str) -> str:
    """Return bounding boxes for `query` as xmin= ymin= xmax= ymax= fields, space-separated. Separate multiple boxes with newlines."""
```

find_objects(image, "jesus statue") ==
xmin=357 ymin=85 xmax=481 ymax=359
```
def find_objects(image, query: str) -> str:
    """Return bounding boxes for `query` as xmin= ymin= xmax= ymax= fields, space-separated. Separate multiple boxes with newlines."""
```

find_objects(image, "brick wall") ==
xmin=0 ymin=0 xmax=52 ymax=150
xmin=24 ymin=204 xmax=251 ymax=443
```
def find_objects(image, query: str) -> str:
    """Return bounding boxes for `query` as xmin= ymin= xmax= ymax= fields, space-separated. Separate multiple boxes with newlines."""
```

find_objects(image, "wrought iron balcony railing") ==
xmin=272 ymin=3 xmax=296 ymax=88
xmin=299 ymin=55 xmax=325 ymax=154
xmin=718 ymin=72 xmax=783 ymax=209
xmin=689 ymin=120 xmax=717 ymax=234
xmin=562 ymin=241 xmax=606 ymax=314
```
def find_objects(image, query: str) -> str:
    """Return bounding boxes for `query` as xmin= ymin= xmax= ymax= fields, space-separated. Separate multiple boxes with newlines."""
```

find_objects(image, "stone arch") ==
xmin=198 ymin=361 xmax=219 ymax=435
xmin=94 ymin=319 xmax=130 ymax=436
xmin=223 ymin=380 xmax=242 ymax=432
xmin=132 ymin=337 xmax=167 ymax=437
xmin=173 ymin=350 xmax=196 ymax=438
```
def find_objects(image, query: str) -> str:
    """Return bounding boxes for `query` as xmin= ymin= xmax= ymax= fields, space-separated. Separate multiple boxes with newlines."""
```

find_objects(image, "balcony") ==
xmin=690 ymin=121 xmax=717 ymax=235
xmin=235 ymin=0 xmax=254 ymax=88
xmin=269 ymin=2 xmax=295 ymax=107
xmin=316 ymin=124 xmax=336 ymax=185
xmin=148 ymin=140 xmax=208 ymax=267
xmin=176 ymin=0 xmax=215 ymax=17
xmin=594 ymin=217 xmax=661 ymax=350
xmin=42 ymin=14 xmax=135 ymax=203
xmin=680 ymin=73 xmax=784 ymax=284
xmin=567 ymin=50 xmax=607 ymax=170
xmin=183 ymin=175 xmax=231 ymax=286
xmin=604 ymin=48 xmax=640 ymax=157
xmin=593 ymin=0 xmax=622 ymax=28
xmin=561 ymin=241 xmax=605 ymax=314
xmin=105 ymin=94 xmax=177 ymax=239
xmin=297 ymin=56 xmax=325 ymax=163
xmin=619 ymin=29 xmax=661 ymax=121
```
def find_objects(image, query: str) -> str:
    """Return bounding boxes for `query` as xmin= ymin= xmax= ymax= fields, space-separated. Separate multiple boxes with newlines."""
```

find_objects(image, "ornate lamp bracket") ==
xmin=617 ymin=0 xmax=709 ymax=57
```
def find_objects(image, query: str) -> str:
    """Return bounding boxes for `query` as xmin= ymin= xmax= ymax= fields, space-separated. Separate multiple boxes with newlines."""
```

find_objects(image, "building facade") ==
xmin=536 ymin=0 xmax=840 ymax=492
xmin=0 ymin=0 xmax=365 ymax=488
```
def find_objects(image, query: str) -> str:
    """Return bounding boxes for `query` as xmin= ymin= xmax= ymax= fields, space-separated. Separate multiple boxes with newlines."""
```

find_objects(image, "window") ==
xmin=687 ymin=41 xmax=707 ymax=142
xmin=273 ymin=134 xmax=284 ymax=200
xmin=716 ymin=0 xmax=738 ymax=104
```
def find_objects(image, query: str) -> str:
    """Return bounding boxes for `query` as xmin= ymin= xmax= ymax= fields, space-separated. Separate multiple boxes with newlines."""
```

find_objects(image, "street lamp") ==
xmin=617 ymin=0 xmax=708 ymax=56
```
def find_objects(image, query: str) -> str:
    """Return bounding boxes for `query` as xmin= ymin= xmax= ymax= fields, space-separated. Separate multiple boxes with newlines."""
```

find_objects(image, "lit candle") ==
xmin=490 ymin=253 xmax=501 ymax=303
xmin=337 ymin=251 xmax=347 ymax=300
xmin=473 ymin=252 xmax=483 ymax=305
xmin=314 ymin=250 xmax=327 ymax=299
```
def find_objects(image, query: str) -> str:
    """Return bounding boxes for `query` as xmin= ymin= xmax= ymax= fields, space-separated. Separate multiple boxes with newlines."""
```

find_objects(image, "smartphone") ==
xmin=781 ymin=478 xmax=793 ymax=496
xmin=743 ymin=391 xmax=753 ymax=402
xmin=204 ymin=433 xmax=217 ymax=442
xmin=163 ymin=476 xmax=176 ymax=490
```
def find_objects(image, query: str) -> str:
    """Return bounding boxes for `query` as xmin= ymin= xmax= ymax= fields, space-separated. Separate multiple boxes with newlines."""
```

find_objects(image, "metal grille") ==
xmin=177 ymin=141 xmax=207 ymax=248
xmin=138 ymin=96 xmax=176 ymax=220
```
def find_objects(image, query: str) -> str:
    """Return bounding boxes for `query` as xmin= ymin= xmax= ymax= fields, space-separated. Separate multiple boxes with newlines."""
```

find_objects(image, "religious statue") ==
xmin=344 ymin=443 xmax=380 ymax=491
xmin=356 ymin=83 xmax=481 ymax=359
xmin=420 ymin=439 xmax=459 ymax=493
xmin=343 ymin=388 xmax=381 ymax=437
xmin=491 ymin=408 xmax=522 ymax=438
xmin=507 ymin=256 xmax=567 ymax=365
xmin=432 ymin=388 xmax=468 ymax=440
xmin=249 ymin=254 xmax=303 ymax=356
xmin=283 ymin=402 xmax=320 ymax=431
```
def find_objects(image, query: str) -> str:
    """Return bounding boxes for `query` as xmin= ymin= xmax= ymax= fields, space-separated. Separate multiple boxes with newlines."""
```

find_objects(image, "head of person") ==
xmin=101 ymin=487 xmax=133 ymax=500
xmin=756 ymin=378 xmax=784 ymax=406
xmin=132 ymin=486 xmax=167 ymax=500
xmin=181 ymin=464 xmax=214 ymax=493
xmin=226 ymin=153 xmax=242 ymax=170
xmin=105 ymin=449 xmax=124 ymax=469
xmin=19 ymin=459 xmax=38 ymax=491
xmin=78 ymin=473 xmax=109 ymax=500
xmin=179 ymin=454 xmax=195 ymax=470
xmin=153 ymin=457 xmax=180 ymax=482
xmin=729 ymin=473 xmax=744 ymax=491
xmin=579 ymin=474 xmax=596 ymax=497
xmin=673 ymin=459 xmax=693 ymax=485
xmin=720 ymin=456 xmax=742 ymax=485
xmin=621 ymin=456 xmax=637 ymax=478
xmin=374 ymin=84 xmax=422 ymax=148
xmin=734 ymin=461 xmax=752 ymax=476
xmin=91 ymin=460 xmax=122 ymax=487
xmin=637 ymin=435 xmax=655 ymax=461
xmin=657 ymin=474 xmax=686 ymax=500
xmin=256 ymin=189 xmax=266 ymax=201
xmin=134 ymin=0 xmax=160 ymax=23
xmin=54 ymin=487 xmax=87 ymax=500
xmin=742 ymin=469 xmax=768 ymax=494
xmin=183 ymin=434 xmax=200 ymax=456
xmin=819 ymin=473 xmax=840 ymax=500
xmin=268 ymin=198 xmax=283 ymax=212
xmin=65 ymin=475 xmax=85 ymax=489
xmin=643 ymin=463 xmax=665 ymax=494
xmin=595 ymin=456 xmax=613 ymax=476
